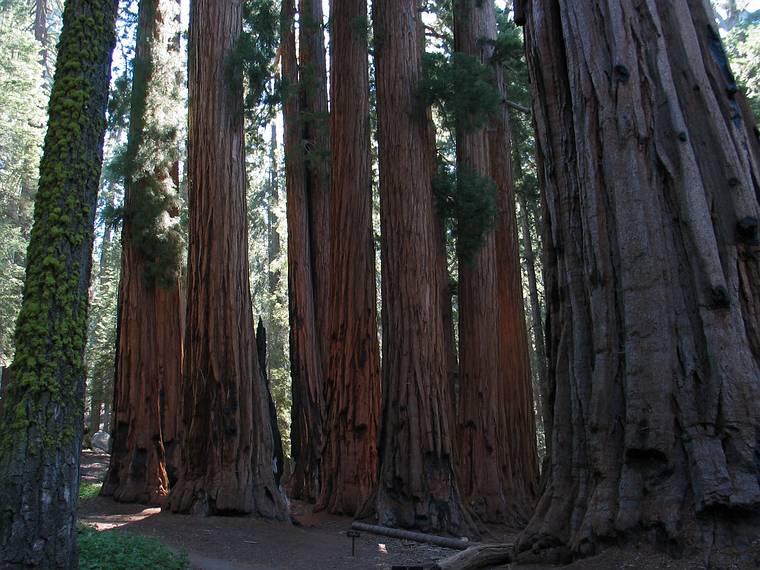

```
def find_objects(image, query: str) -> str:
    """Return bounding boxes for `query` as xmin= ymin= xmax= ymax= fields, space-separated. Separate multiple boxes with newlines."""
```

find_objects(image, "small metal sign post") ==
xmin=347 ymin=530 xmax=360 ymax=556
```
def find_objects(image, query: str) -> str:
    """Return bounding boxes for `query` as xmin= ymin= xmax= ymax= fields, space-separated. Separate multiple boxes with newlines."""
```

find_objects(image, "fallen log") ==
xmin=350 ymin=522 xmax=471 ymax=550
xmin=434 ymin=543 xmax=514 ymax=570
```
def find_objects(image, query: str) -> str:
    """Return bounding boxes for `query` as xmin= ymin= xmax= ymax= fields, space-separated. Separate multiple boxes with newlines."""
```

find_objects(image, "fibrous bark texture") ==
xmin=366 ymin=0 xmax=476 ymax=537
xmin=165 ymin=0 xmax=285 ymax=518
xmin=298 ymin=0 xmax=331 ymax=357
xmin=0 ymin=0 xmax=118 ymax=566
xmin=518 ymin=0 xmax=760 ymax=558
xmin=454 ymin=0 xmax=536 ymax=525
xmin=317 ymin=0 xmax=381 ymax=516
xmin=102 ymin=0 xmax=184 ymax=506
xmin=489 ymin=47 xmax=539 ymax=521
xmin=282 ymin=0 xmax=324 ymax=503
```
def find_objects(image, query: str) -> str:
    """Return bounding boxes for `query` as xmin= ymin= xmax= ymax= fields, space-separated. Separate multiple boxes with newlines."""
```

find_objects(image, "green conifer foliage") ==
xmin=0 ymin=3 xmax=47 ymax=365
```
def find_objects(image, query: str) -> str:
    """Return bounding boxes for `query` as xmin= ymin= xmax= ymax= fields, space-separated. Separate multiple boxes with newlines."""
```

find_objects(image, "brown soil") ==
xmin=78 ymin=452 xmax=760 ymax=570
xmin=78 ymin=451 xmax=458 ymax=569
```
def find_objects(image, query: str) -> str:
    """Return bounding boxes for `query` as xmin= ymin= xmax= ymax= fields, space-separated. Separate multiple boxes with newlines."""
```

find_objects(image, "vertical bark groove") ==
xmin=102 ymin=0 xmax=184 ymax=506
xmin=518 ymin=0 xmax=760 ymax=559
xmin=282 ymin=0 xmax=324 ymax=503
xmin=165 ymin=0 xmax=285 ymax=519
xmin=317 ymin=0 xmax=381 ymax=516
xmin=365 ymin=0 xmax=477 ymax=537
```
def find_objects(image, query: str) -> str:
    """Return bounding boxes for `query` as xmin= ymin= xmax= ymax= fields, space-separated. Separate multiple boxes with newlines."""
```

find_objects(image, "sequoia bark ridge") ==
xmin=519 ymin=0 xmax=760 ymax=558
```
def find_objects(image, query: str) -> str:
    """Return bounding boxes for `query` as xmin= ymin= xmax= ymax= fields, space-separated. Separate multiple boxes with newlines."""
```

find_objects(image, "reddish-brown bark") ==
xmin=518 ymin=0 xmax=760 ymax=558
xmin=298 ymin=0 xmax=331 ymax=358
xmin=454 ymin=0 xmax=536 ymax=524
xmin=165 ymin=0 xmax=285 ymax=518
xmin=316 ymin=0 xmax=381 ymax=516
xmin=490 ymin=55 xmax=539 ymax=520
xmin=364 ymin=0 xmax=477 ymax=537
xmin=101 ymin=0 xmax=184 ymax=506
xmin=281 ymin=0 xmax=324 ymax=503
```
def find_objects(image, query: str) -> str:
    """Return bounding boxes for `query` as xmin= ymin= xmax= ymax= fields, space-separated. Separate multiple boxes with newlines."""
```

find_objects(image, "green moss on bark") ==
xmin=3 ymin=3 xmax=116 ymax=453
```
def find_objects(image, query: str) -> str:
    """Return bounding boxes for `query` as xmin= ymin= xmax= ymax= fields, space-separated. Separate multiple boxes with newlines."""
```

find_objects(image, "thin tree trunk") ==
xmin=88 ymin=216 xmax=114 ymax=439
xmin=282 ymin=0 xmax=324 ymax=503
xmin=0 ymin=0 xmax=118 ymax=565
xmin=365 ymin=0 xmax=477 ymax=537
xmin=517 ymin=0 xmax=760 ymax=559
xmin=101 ymin=0 xmax=184 ymax=506
xmin=268 ymin=123 xmax=281 ymax=297
xmin=165 ymin=0 xmax=285 ymax=518
xmin=317 ymin=0 xmax=381 ymax=516
xmin=33 ymin=0 xmax=51 ymax=82
xmin=516 ymin=188 xmax=550 ymax=459
xmin=427 ymin=115 xmax=459 ymax=412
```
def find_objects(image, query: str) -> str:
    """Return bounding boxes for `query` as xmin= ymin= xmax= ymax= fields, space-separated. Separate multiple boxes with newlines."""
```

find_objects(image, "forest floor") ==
xmin=78 ymin=451 xmax=760 ymax=569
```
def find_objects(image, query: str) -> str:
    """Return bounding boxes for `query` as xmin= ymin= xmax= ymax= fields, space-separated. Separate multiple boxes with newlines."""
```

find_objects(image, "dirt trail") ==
xmin=78 ymin=451 xmax=461 ymax=569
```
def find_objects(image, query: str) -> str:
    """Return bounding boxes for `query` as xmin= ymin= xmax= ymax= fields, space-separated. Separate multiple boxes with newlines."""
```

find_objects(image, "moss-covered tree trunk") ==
xmin=317 ymin=0 xmax=381 ymax=516
xmin=0 ymin=0 xmax=118 ymax=566
xmin=365 ymin=0 xmax=477 ymax=537
xmin=165 ymin=0 xmax=285 ymax=518
xmin=282 ymin=0 xmax=324 ymax=503
xmin=517 ymin=0 xmax=760 ymax=559
xmin=101 ymin=0 xmax=184 ymax=505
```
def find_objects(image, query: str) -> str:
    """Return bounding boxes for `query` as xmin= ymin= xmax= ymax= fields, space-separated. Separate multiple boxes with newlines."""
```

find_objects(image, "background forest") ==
xmin=1 ymin=0 xmax=758 ymax=469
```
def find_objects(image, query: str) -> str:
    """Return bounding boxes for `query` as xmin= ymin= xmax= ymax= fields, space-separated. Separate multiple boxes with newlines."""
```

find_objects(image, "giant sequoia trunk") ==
xmin=102 ymin=0 xmax=184 ymax=506
xmin=317 ymin=0 xmax=381 ymax=516
xmin=165 ymin=0 xmax=285 ymax=518
xmin=517 ymin=0 xmax=760 ymax=559
xmin=366 ymin=0 xmax=477 ymax=537
xmin=298 ymin=0 xmax=331 ymax=356
xmin=288 ymin=0 xmax=332 ymax=501
xmin=0 ymin=0 xmax=118 ymax=566
xmin=453 ymin=0 xmax=534 ymax=525
xmin=489 ymin=52 xmax=539 ymax=520
xmin=282 ymin=0 xmax=324 ymax=503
